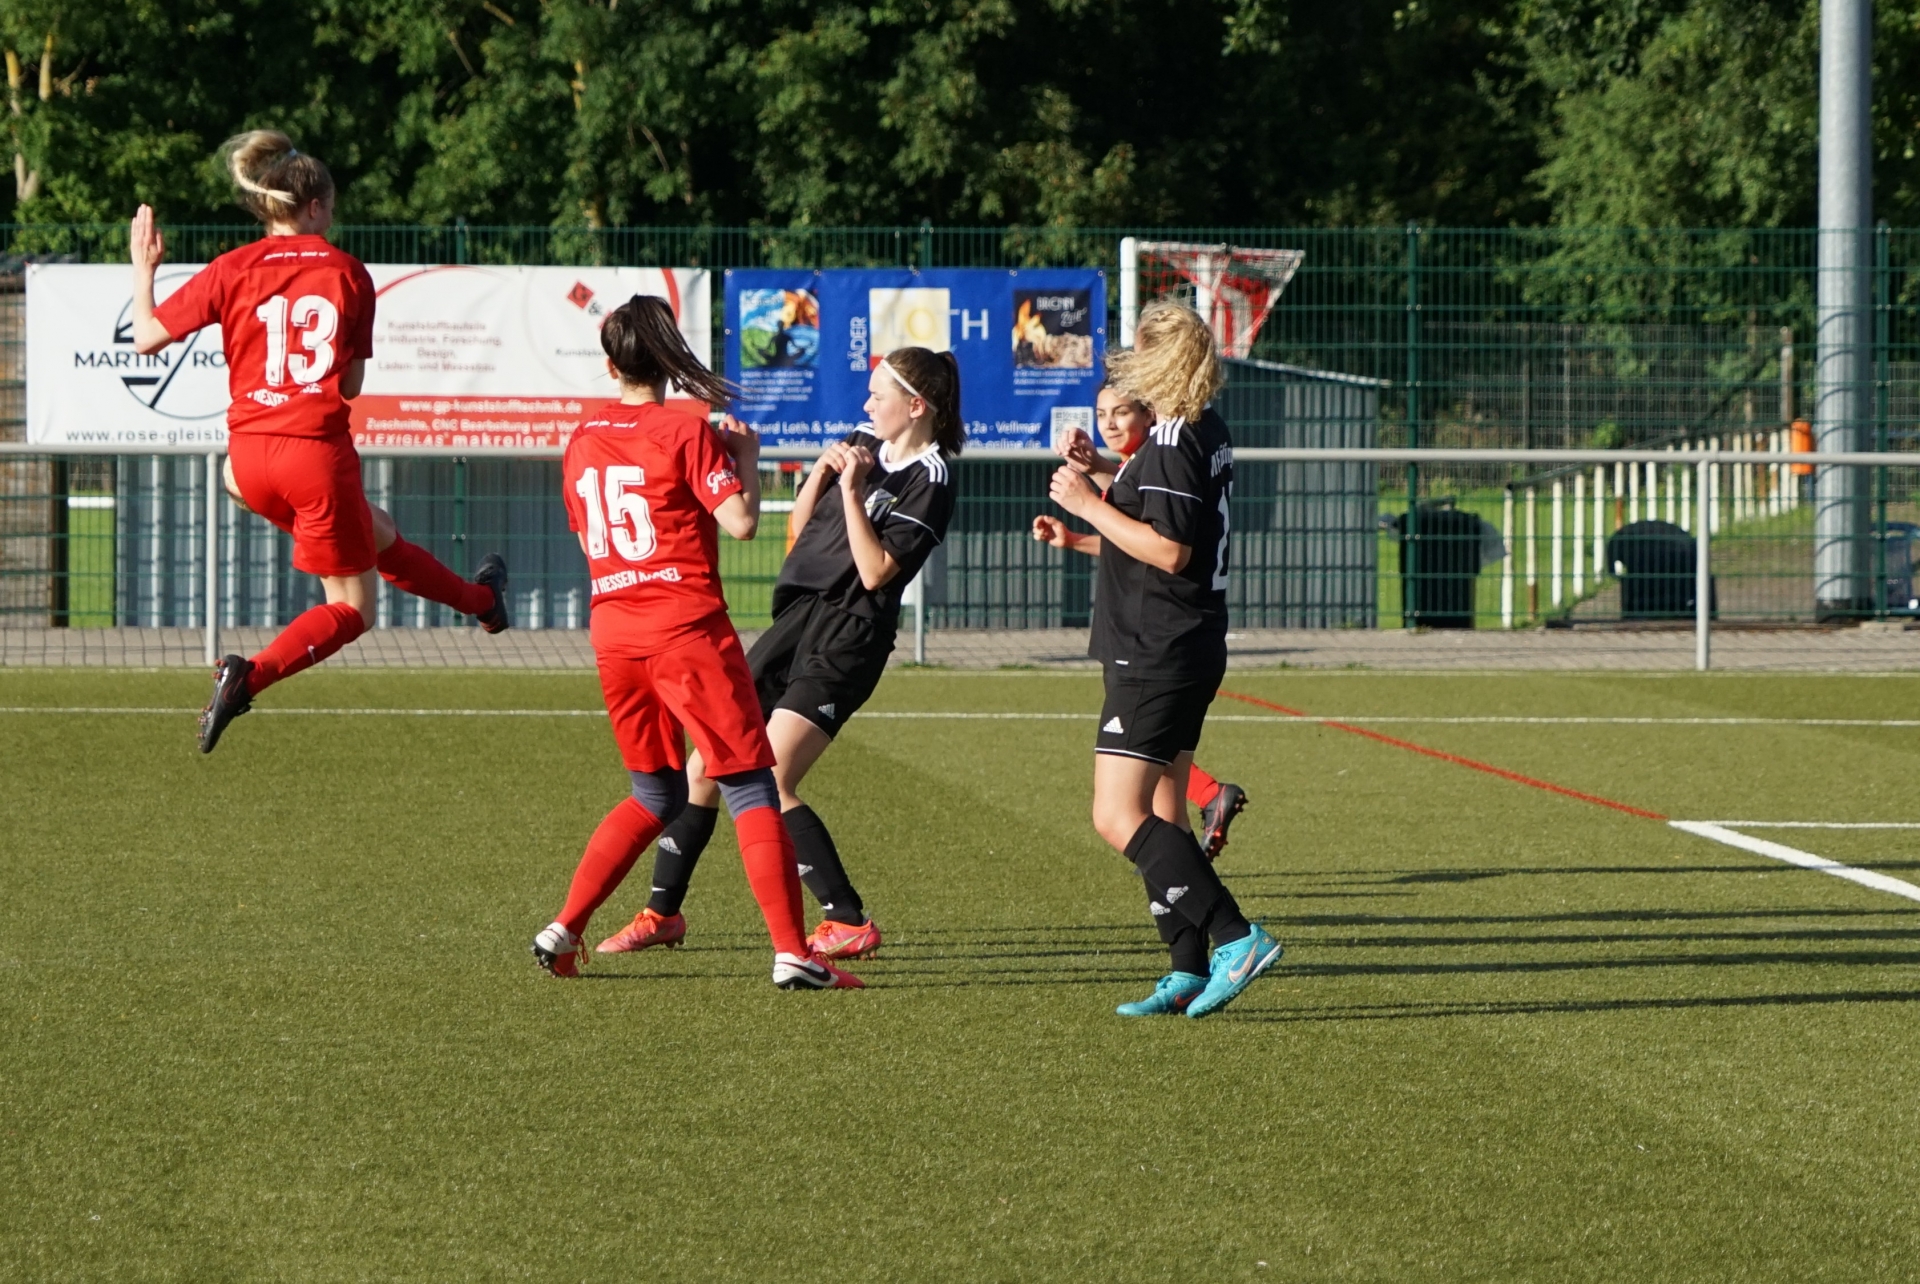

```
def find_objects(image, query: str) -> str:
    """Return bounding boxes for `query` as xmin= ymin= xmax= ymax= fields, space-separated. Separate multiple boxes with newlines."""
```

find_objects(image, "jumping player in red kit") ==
xmin=128 ymin=130 xmax=509 ymax=753
xmin=529 ymin=295 xmax=861 ymax=991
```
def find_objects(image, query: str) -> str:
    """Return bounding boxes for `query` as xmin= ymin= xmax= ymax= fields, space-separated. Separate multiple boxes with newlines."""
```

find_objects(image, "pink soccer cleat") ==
xmin=597 ymin=907 xmax=686 ymax=954
xmin=806 ymin=917 xmax=882 ymax=961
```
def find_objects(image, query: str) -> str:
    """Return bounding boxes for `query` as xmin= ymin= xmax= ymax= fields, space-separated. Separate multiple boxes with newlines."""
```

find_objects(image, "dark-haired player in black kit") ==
xmin=1033 ymin=301 xmax=1282 ymax=1018
xmin=593 ymin=345 xmax=961 ymax=963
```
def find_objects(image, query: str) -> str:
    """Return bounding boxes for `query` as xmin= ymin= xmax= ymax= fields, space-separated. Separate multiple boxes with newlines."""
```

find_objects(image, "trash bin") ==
xmin=1388 ymin=504 xmax=1484 ymax=629
xmin=1606 ymin=520 xmax=1715 ymax=619
xmin=1880 ymin=521 xmax=1919 ymax=613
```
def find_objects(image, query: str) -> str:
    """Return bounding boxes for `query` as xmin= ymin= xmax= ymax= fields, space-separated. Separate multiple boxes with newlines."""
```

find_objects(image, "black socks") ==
xmin=1126 ymin=815 xmax=1250 ymax=950
xmin=644 ymin=800 xmax=867 ymax=926
xmin=1148 ymin=881 xmax=1210 ymax=975
xmin=784 ymin=804 xmax=865 ymax=925
xmin=645 ymin=803 xmax=718 ymax=916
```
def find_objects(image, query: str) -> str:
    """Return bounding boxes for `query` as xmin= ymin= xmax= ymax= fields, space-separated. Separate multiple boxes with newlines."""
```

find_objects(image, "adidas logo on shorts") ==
xmin=818 ymin=703 xmax=836 ymax=720
xmin=1102 ymin=717 xmax=1124 ymax=733
xmin=1149 ymin=900 xmax=1171 ymax=916
xmin=1166 ymin=885 xmax=1189 ymax=903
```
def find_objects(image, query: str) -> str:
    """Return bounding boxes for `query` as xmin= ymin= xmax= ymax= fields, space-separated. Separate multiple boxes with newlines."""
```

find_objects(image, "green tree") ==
xmin=1523 ymin=0 xmax=1920 ymax=228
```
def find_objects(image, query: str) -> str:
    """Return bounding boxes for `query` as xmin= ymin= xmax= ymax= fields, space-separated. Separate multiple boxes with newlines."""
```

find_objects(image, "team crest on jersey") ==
xmin=706 ymin=469 xmax=738 ymax=495
xmin=864 ymin=490 xmax=897 ymax=522
xmin=248 ymin=388 xmax=290 ymax=407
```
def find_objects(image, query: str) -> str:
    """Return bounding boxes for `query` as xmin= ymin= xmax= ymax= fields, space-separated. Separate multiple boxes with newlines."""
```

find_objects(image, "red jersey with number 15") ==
xmin=562 ymin=401 xmax=745 ymax=655
xmin=152 ymin=234 xmax=376 ymax=440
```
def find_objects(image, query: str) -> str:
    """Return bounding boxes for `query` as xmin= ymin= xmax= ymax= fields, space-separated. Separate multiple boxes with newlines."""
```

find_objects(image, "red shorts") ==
xmin=227 ymin=433 xmax=378 ymax=577
xmin=596 ymin=617 xmax=777 ymax=777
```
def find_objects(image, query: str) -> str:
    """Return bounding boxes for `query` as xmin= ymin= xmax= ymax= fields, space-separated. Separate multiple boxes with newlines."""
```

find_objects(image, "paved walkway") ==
xmin=3 ymin=624 xmax=1917 ymax=671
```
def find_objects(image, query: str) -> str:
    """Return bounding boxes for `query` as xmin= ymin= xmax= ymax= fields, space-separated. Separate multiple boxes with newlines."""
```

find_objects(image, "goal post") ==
xmin=1119 ymin=239 xmax=1304 ymax=357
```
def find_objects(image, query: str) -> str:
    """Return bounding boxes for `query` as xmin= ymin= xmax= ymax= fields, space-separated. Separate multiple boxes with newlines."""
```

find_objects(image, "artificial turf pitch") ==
xmin=5 ymin=667 xmax=1920 ymax=1280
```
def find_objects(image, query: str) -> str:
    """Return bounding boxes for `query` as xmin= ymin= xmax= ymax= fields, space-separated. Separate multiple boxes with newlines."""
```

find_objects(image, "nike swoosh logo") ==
xmin=1227 ymin=939 xmax=1271 ymax=984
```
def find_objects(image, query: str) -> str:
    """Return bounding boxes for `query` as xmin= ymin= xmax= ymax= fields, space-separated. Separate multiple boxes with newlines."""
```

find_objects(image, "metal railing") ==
xmin=5 ymin=442 xmax=1917 ymax=672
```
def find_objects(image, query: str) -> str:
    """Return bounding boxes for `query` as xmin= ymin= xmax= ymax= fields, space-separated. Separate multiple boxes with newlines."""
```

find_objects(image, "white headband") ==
xmin=878 ymin=359 xmax=926 ymax=405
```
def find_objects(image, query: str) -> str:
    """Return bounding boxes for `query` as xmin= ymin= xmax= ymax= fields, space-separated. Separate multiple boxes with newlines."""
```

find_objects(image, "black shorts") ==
xmin=748 ymin=593 xmax=894 ymax=738
xmin=1095 ymin=664 xmax=1223 ymax=765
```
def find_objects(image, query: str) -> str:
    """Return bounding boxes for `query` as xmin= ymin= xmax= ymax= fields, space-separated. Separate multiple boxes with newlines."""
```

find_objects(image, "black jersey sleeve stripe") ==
xmin=1137 ymin=485 xmax=1203 ymax=502
xmin=887 ymin=510 xmax=944 ymax=540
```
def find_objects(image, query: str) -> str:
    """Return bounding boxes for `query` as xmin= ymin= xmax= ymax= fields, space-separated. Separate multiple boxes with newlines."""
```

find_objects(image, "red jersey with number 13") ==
xmin=152 ymin=234 xmax=376 ymax=440
xmin=562 ymin=401 xmax=745 ymax=655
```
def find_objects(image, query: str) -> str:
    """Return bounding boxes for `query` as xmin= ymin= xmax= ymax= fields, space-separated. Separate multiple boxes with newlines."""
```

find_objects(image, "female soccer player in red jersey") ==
xmin=1032 ymin=302 xmax=1280 ymax=1018
xmin=529 ymin=296 xmax=860 ymax=991
xmin=128 ymin=131 xmax=508 ymax=753
xmin=594 ymin=347 xmax=959 ymax=963
xmin=1058 ymin=383 xmax=1248 ymax=858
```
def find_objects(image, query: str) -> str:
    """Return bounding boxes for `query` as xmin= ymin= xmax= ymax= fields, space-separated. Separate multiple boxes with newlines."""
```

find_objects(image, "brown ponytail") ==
xmin=881 ymin=346 xmax=965 ymax=456
xmin=221 ymin=130 xmax=334 ymax=224
xmin=602 ymin=295 xmax=736 ymax=406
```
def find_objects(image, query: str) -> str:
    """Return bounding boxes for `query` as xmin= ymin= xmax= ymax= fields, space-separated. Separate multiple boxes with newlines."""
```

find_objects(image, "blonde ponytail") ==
xmin=221 ymin=130 xmax=334 ymax=224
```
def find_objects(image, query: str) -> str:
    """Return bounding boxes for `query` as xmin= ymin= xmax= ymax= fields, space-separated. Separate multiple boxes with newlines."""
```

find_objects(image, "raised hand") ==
xmin=716 ymin=413 xmax=760 ymax=464
xmin=812 ymin=441 xmax=852 ymax=481
xmin=839 ymin=444 xmax=876 ymax=492
xmin=130 ymin=204 xmax=165 ymax=273
xmin=1060 ymin=427 xmax=1100 ymax=473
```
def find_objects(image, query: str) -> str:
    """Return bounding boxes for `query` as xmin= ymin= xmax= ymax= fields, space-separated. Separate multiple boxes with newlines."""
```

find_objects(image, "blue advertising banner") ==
xmin=724 ymin=267 xmax=1106 ymax=449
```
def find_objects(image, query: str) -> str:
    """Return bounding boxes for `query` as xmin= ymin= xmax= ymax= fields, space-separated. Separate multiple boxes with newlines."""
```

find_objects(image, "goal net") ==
xmin=1125 ymin=241 xmax=1304 ymax=358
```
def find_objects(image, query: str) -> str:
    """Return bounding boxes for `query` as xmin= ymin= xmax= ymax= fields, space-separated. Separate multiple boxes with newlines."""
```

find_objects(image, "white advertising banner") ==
xmin=27 ymin=263 xmax=711 ymax=449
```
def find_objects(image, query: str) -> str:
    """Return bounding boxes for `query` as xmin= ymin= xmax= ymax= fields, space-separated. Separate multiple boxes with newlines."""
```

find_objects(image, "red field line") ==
xmin=1217 ymin=688 xmax=1669 ymax=821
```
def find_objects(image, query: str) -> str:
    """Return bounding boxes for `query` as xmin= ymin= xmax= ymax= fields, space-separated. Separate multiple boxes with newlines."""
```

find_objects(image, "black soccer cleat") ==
xmin=472 ymin=553 xmax=511 ymax=634
xmin=197 ymin=654 xmax=254 ymax=754
xmin=1199 ymin=783 xmax=1248 ymax=861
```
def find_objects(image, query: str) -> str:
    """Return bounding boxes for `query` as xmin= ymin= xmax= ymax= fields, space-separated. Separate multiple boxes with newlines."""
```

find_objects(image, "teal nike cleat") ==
xmin=1115 ymin=971 xmax=1208 ymax=1017
xmin=1186 ymin=924 xmax=1283 ymax=1019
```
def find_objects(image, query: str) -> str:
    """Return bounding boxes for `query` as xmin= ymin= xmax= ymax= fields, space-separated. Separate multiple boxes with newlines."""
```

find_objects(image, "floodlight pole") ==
xmin=1816 ymin=0 xmax=1874 ymax=617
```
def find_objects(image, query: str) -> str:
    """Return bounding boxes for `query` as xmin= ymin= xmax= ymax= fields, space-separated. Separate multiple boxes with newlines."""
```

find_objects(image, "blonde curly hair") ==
xmin=1104 ymin=301 xmax=1224 ymax=425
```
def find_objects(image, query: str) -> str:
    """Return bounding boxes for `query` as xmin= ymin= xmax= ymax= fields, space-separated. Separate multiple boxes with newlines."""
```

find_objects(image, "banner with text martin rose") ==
xmin=26 ymin=263 xmax=709 ymax=449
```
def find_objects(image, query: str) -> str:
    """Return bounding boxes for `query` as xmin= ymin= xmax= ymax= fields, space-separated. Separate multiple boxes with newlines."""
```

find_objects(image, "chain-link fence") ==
xmin=7 ymin=224 xmax=1920 ymax=668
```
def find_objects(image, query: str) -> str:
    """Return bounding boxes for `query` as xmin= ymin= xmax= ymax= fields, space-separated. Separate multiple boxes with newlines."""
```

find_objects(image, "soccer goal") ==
xmin=1118 ymin=238 xmax=1304 ymax=355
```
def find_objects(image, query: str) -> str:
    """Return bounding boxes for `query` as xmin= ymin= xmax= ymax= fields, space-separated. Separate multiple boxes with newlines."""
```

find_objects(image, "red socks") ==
xmin=559 ymin=798 xmax=666 ymax=936
xmin=248 ymin=601 xmax=367 ymax=694
xmin=378 ymin=537 xmax=492 ymax=616
xmin=732 ymin=806 xmax=810 ymax=956
xmin=555 ymin=803 xmax=804 ymax=953
xmin=1186 ymin=763 xmax=1223 ymax=809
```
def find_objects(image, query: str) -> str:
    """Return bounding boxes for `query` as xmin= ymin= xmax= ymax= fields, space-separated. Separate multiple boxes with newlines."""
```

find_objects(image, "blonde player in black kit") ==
xmin=593 ymin=346 xmax=961 ymax=962
xmin=1032 ymin=301 xmax=1282 ymax=1018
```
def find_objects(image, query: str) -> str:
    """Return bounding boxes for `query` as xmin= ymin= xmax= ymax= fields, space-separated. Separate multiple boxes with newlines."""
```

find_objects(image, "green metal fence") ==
xmin=7 ymin=223 xmax=1920 ymax=631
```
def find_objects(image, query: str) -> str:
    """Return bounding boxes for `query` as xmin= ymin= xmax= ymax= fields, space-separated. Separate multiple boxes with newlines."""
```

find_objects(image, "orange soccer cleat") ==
xmin=806 ymin=917 xmax=882 ymax=961
xmin=597 ymin=907 xmax=687 ymax=954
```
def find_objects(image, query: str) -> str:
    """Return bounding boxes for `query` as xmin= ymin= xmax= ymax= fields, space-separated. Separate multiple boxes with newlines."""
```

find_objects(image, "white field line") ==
xmin=5 ymin=707 xmax=1920 ymax=727
xmin=1671 ymin=821 xmax=1920 ymax=904
xmin=1696 ymin=821 xmax=1920 ymax=829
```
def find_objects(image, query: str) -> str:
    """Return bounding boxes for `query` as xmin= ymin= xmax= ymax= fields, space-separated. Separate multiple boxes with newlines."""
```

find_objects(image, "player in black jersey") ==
xmin=594 ymin=345 xmax=961 ymax=963
xmin=1061 ymin=382 xmax=1251 ymax=859
xmin=1033 ymin=301 xmax=1282 ymax=1018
